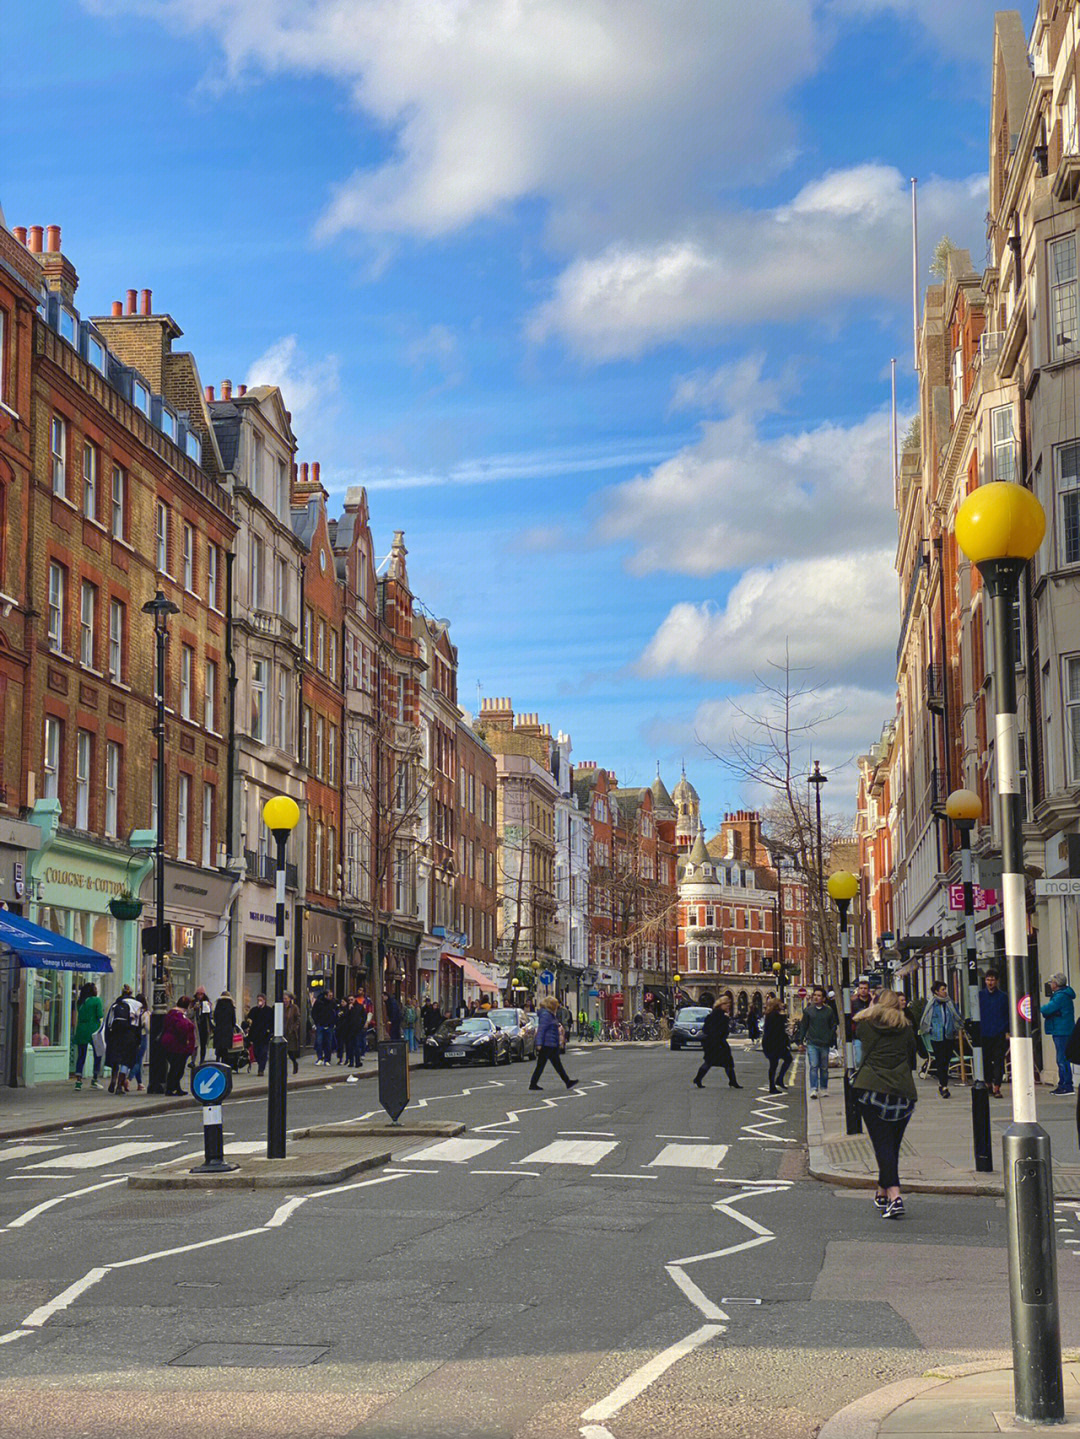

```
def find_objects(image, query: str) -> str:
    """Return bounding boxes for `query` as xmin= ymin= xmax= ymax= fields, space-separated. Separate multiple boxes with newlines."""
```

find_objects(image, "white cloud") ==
xmin=637 ymin=549 xmax=898 ymax=685
xmin=405 ymin=323 xmax=466 ymax=390
xmin=828 ymin=0 xmax=999 ymax=64
xmin=245 ymin=335 xmax=340 ymax=431
xmin=669 ymin=353 xmax=795 ymax=417
xmin=599 ymin=404 xmax=897 ymax=577
xmin=530 ymin=164 xmax=988 ymax=359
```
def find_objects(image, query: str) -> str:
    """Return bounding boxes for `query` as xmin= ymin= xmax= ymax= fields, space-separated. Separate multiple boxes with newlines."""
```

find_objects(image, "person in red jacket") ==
xmin=161 ymin=997 xmax=197 ymax=1095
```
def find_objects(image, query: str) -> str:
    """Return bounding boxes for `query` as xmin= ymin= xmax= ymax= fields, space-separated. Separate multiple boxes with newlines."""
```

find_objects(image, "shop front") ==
xmin=137 ymin=860 xmax=239 ymax=1004
xmin=236 ymin=902 xmax=278 ymax=1015
xmin=0 ymin=816 xmax=42 ymax=1087
xmin=305 ymin=906 xmax=347 ymax=999
xmin=21 ymin=799 xmax=152 ymax=1087
xmin=383 ymin=924 xmax=421 ymax=1000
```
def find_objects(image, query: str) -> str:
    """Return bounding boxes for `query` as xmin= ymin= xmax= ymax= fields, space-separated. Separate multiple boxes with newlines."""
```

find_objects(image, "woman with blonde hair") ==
xmin=852 ymin=988 xmax=918 ymax=1220
xmin=529 ymin=996 xmax=577 ymax=1091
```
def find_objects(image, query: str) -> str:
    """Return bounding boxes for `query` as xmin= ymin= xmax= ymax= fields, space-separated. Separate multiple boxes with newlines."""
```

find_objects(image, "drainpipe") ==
xmin=225 ymin=548 xmax=238 ymax=991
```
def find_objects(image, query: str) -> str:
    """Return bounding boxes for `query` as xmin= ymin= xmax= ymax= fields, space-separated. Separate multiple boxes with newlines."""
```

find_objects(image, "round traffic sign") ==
xmin=191 ymin=1062 xmax=232 ymax=1105
xmin=1018 ymin=994 xmax=1032 ymax=1023
xmin=540 ymin=970 xmax=554 ymax=984
xmin=797 ymin=987 xmax=808 ymax=997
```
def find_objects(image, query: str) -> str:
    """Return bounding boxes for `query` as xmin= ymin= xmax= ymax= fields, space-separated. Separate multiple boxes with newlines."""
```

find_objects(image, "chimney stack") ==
xmin=45 ymin=225 xmax=61 ymax=253
xmin=125 ymin=289 xmax=137 ymax=315
xmin=237 ymin=384 xmax=247 ymax=397
xmin=139 ymin=289 xmax=151 ymax=316
xmin=221 ymin=379 xmax=232 ymax=400
xmin=27 ymin=226 xmax=43 ymax=254
xmin=205 ymin=385 xmax=215 ymax=403
xmin=300 ymin=462 xmax=309 ymax=485
xmin=12 ymin=227 xmax=26 ymax=245
xmin=312 ymin=461 xmax=320 ymax=486
xmin=111 ymin=300 xmax=123 ymax=317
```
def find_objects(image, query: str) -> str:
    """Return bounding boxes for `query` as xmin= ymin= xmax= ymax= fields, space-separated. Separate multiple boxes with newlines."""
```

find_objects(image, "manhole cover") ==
xmin=171 ymin=1342 xmax=329 ymax=1367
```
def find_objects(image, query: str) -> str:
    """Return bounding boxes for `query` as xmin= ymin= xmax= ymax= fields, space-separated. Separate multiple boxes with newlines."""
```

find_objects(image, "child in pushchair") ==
xmin=227 ymin=1025 xmax=253 ymax=1073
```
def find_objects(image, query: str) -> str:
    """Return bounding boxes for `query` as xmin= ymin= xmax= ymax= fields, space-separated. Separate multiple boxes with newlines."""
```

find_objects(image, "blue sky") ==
xmin=5 ymin=0 xmax=1016 ymax=830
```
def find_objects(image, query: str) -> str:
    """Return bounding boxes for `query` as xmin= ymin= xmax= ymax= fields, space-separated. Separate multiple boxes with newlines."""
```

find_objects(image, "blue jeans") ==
xmin=315 ymin=1025 xmax=335 ymax=1063
xmin=852 ymin=1038 xmax=864 ymax=1068
xmin=130 ymin=1034 xmax=147 ymax=1086
xmin=806 ymin=1043 xmax=830 ymax=1091
xmin=1053 ymin=1034 xmax=1074 ymax=1090
xmin=405 ymin=1024 xmax=416 ymax=1052
xmin=74 ymin=1043 xmax=102 ymax=1081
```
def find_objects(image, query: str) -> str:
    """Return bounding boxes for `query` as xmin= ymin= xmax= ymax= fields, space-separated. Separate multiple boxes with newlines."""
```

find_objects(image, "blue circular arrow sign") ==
xmin=540 ymin=970 xmax=554 ymax=984
xmin=191 ymin=1062 xmax=232 ymax=1105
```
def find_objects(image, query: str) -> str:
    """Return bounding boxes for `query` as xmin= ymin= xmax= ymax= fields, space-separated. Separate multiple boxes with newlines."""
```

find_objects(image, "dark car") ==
xmin=670 ymin=1005 xmax=711 ymax=1051
xmin=487 ymin=1007 xmax=535 ymax=1061
xmin=423 ymin=1017 xmax=511 ymax=1067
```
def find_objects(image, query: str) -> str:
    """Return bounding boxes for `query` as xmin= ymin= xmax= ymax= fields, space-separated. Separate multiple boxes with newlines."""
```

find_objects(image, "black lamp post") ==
xmin=956 ymin=479 xmax=1062 ymax=1423
xmin=263 ymin=794 xmax=300 ymax=1159
xmin=808 ymin=761 xmax=828 ymax=985
xmin=827 ymin=870 xmax=861 ymax=1136
xmin=945 ymin=787 xmax=992 ymax=1173
xmin=142 ymin=589 xmax=179 ymax=1095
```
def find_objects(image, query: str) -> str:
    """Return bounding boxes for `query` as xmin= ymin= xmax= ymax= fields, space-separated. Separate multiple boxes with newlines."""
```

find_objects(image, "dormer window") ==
xmin=133 ymin=380 xmax=151 ymax=417
xmin=59 ymin=308 xmax=77 ymax=344
xmin=185 ymin=430 xmax=201 ymax=463
xmin=160 ymin=406 xmax=177 ymax=441
xmin=86 ymin=334 xmax=106 ymax=375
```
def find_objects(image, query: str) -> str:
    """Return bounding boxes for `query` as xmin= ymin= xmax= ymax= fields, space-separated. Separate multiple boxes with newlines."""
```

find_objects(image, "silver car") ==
xmin=669 ymin=1005 xmax=711 ymax=1051
xmin=487 ymin=1007 xmax=535 ymax=1061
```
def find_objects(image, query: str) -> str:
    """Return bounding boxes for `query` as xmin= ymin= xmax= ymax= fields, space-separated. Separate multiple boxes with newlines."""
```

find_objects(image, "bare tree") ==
xmin=496 ymin=819 xmax=557 ymax=1001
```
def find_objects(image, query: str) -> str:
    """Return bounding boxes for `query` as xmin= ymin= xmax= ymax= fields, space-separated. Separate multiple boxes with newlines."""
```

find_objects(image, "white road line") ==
xmin=665 ymin=1264 xmax=726 ymax=1321
xmin=558 ymin=1131 xmax=616 ymax=1137
xmin=521 ymin=1139 xmax=618 ymax=1166
xmin=23 ymin=1266 xmax=110 ymax=1327
xmin=592 ymin=1173 xmax=657 ymax=1181
xmin=0 ymin=1144 xmax=62 ymax=1162
xmin=25 ymin=1141 xmax=179 ymax=1170
xmin=472 ymin=1169 xmax=541 ymax=1177
xmin=656 ymin=1134 xmax=710 ymax=1140
xmin=1 ymin=1177 xmax=127 ymax=1233
xmin=580 ymin=1323 xmax=723 ymax=1424
xmin=398 ymin=1137 xmax=504 ymax=1164
xmin=265 ymin=1197 xmax=306 ymax=1228
xmin=649 ymin=1143 xmax=728 ymax=1171
xmin=0 ymin=1331 xmax=31 ymax=1345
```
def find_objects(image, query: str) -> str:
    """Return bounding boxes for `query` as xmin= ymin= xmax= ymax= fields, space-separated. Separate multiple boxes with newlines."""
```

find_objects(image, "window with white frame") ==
xmin=302 ymin=705 xmax=311 ymax=768
xmin=991 ymin=405 xmax=1016 ymax=483
xmin=303 ymin=608 xmax=313 ymax=662
xmin=177 ymin=773 xmax=191 ymax=860
xmin=207 ymin=543 xmax=220 ymax=610
xmin=182 ymin=523 xmax=195 ymax=591
xmin=328 ymin=725 xmax=336 ymax=786
xmin=80 ymin=581 xmax=96 ymax=667
xmin=1057 ymin=441 xmax=1080 ymax=566
xmin=317 ymin=620 xmax=326 ymax=672
xmin=180 ymin=644 xmax=193 ymax=719
xmin=155 ymin=501 xmax=169 ymax=573
xmin=205 ymin=658 xmax=217 ymax=732
xmin=1065 ymin=655 xmax=1080 ymax=783
xmin=275 ymin=556 xmax=287 ymax=620
xmin=43 ymin=715 xmax=61 ymax=800
xmin=315 ymin=715 xmax=325 ymax=778
xmin=105 ymin=740 xmax=120 ymax=838
xmin=313 ymin=823 xmax=324 ymax=892
xmin=250 ymin=429 xmax=264 ymax=497
xmin=50 ymin=416 xmax=66 ymax=496
xmin=329 ymin=629 xmax=337 ymax=683
xmin=47 ymin=562 xmax=65 ymax=650
xmin=110 ymin=466 xmax=125 ymax=539
xmin=346 ymin=828 xmax=357 ymax=895
xmin=250 ymin=535 xmax=264 ymax=608
xmin=202 ymin=783 xmax=214 ymax=867
xmin=82 ymin=443 xmax=97 ymax=520
xmin=1065 ymin=81 xmax=1079 ymax=158
xmin=133 ymin=379 xmax=150 ymax=416
xmin=1050 ymin=234 xmax=1079 ymax=360
xmin=251 ymin=658 xmax=267 ymax=742
xmin=86 ymin=333 xmax=106 ymax=375
xmin=75 ymin=729 xmax=91 ymax=829
xmin=108 ymin=599 xmax=124 ymax=682
xmin=275 ymin=668 xmax=286 ymax=748
xmin=160 ymin=406 xmax=177 ymax=442
xmin=59 ymin=308 xmax=76 ymax=344
xmin=394 ymin=847 xmax=409 ymax=913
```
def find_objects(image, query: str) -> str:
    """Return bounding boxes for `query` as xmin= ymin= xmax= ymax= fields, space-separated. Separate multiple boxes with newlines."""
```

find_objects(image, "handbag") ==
xmin=90 ymin=1022 xmax=106 ymax=1059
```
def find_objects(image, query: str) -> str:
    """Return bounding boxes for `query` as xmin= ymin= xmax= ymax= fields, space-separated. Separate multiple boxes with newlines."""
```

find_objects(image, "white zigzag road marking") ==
xmin=737 ymin=1094 xmax=795 ymax=1143
xmin=473 ymin=1079 xmax=605 ymax=1132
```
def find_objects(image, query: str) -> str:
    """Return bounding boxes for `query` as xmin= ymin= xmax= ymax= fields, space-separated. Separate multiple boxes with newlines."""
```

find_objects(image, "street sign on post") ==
xmin=378 ymin=1039 xmax=410 ymax=1123
xmin=189 ymin=1062 xmax=237 ymax=1174
xmin=1035 ymin=878 xmax=1080 ymax=897
xmin=540 ymin=969 xmax=554 ymax=985
xmin=948 ymin=883 xmax=998 ymax=911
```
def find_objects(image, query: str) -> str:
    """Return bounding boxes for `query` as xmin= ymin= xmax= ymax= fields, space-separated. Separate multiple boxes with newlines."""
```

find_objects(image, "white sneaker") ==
xmin=346 ymin=1075 xmax=359 ymax=1084
xmin=809 ymin=1088 xmax=818 ymax=1099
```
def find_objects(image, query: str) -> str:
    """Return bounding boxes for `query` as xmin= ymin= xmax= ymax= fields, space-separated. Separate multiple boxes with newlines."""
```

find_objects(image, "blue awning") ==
xmin=0 ymin=911 xmax=113 ymax=973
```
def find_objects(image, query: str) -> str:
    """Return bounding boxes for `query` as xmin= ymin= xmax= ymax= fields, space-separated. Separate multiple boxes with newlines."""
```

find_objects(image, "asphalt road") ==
xmin=0 ymin=1041 xmax=1070 ymax=1439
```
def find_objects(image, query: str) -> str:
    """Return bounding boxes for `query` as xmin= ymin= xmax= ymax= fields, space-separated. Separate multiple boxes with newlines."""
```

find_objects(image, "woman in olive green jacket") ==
xmin=853 ymin=989 xmax=917 ymax=1220
xmin=73 ymin=982 xmax=104 ymax=1090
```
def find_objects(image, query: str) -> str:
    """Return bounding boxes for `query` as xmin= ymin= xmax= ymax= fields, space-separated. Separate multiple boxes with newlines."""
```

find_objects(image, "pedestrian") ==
xmin=73 ymin=982 xmax=104 ymax=1091
xmin=1040 ymin=973 xmax=1077 ymax=1095
xmin=979 ymin=970 xmax=1009 ymax=1097
xmin=850 ymin=978 xmax=873 ymax=1066
xmin=795 ymin=986 xmax=838 ymax=1098
xmin=386 ymin=990 xmax=403 ymax=1043
xmin=246 ymin=995 xmax=274 ymax=1076
xmin=212 ymin=991 xmax=237 ymax=1064
xmin=161 ymin=995 xmax=197 ymax=1095
xmin=529 ymin=996 xmax=578 ymax=1091
xmin=852 ymin=988 xmax=918 ymax=1220
xmin=761 ymin=995 xmax=792 ymax=1093
xmin=104 ymin=984 xmax=142 ymax=1094
xmin=310 ymin=988 xmax=337 ymax=1065
xmin=334 ymin=997 xmax=351 ymax=1064
xmin=694 ymin=995 xmax=742 ymax=1089
xmin=746 ymin=1006 xmax=760 ymax=1048
xmin=918 ymin=981 xmax=963 ymax=1098
xmin=345 ymin=996 xmax=367 ymax=1069
xmin=129 ymin=994 xmax=150 ymax=1090
xmin=283 ymin=992 xmax=301 ymax=1075
xmin=403 ymin=995 xmax=418 ymax=1053
xmin=191 ymin=986 xmax=212 ymax=1064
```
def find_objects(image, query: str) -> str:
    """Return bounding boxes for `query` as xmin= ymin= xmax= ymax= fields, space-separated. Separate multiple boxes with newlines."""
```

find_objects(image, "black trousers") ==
xmin=768 ymin=1051 xmax=792 ymax=1090
xmin=983 ymin=1035 xmax=1007 ymax=1088
xmin=931 ymin=1038 xmax=954 ymax=1087
xmin=695 ymin=1049 xmax=737 ymax=1086
xmin=531 ymin=1046 xmax=572 ymax=1088
xmin=861 ymin=1105 xmax=912 ymax=1191
xmin=165 ymin=1051 xmax=188 ymax=1094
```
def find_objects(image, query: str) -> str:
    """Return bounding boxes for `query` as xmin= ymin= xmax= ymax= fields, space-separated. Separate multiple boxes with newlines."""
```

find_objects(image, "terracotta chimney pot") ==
xmin=300 ymin=462 xmax=309 ymax=484
xmin=111 ymin=300 xmax=123 ymax=317
xmin=139 ymin=289 xmax=151 ymax=316
xmin=221 ymin=379 xmax=232 ymax=400
xmin=13 ymin=227 xmax=26 ymax=245
xmin=237 ymin=384 xmax=247 ymax=397
xmin=28 ymin=226 xmax=43 ymax=254
xmin=313 ymin=462 xmax=320 ymax=485
xmin=205 ymin=385 xmax=215 ymax=403
xmin=45 ymin=225 xmax=61 ymax=253
xmin=125 ymin=289 xmax=137 ymax=315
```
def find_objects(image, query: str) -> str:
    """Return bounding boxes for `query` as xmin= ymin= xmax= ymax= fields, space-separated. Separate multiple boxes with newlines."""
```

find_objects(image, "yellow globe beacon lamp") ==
xmin=826 ymin=870 xmax=860 ymax=1135
xmin=945 ymin=788 xmax=992 ymax=1175
xmin=956 ymin=480 xmax=1061 ymax=1423
xmin=262 ymin=794 xmax=301 ymax=1160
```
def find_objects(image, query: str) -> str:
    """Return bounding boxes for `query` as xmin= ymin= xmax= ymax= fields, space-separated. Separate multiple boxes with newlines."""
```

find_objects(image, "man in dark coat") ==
xmin=246 ymin=995 xmax=274 ymax=1076
xmin=694 ymin=998 xmax=741 ymax=1089
xmin=212 ymin=992 xmax=237 ymax=1064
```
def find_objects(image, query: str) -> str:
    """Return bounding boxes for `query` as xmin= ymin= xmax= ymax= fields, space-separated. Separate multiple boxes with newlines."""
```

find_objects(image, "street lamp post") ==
xmin=262 ymin=795 xmax=300 ymax=1160
xmin=945 ymin=788 xmax=992 ymax=1173
xmin=827 ymin=871 xmax=861 ymax=1136
xmin=808 ymin=761 xmax=828 ymax=985
xmin=142 ymin=590 xmax=179 ymax=1095
xmin=956 ymin=479 xmax=1062 ymax=1423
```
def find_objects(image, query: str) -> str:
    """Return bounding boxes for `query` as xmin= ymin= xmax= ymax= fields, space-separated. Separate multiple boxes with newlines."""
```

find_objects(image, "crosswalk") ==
xmin=1 ymin=1137 xmax=263 ymax=1174
xmin=398 ymin=1135 xmax=729 ymax=1173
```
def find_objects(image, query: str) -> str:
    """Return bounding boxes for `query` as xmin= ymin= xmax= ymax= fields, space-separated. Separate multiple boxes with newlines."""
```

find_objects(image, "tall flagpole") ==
xmin=911 ymin=177 xmax=919 ymax=371
xmin=890 ymin=357 xmax=898 ymax=508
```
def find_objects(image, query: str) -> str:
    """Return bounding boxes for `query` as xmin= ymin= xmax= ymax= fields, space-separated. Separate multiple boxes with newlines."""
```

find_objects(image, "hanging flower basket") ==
xmin=109 ymin=895 xmax=143 ymax=921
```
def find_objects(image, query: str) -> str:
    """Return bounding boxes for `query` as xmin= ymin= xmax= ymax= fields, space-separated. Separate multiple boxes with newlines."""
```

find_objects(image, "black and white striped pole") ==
xmin=957 ymin=481 xmax=1062 ymax=1423
xmin=263 ymin=795 xmax=300 ymax=1161
xmin=827 ymin=871 xmax=861 ymax=1136
xmin=945 ymin=788 xmax=992 ymax=1173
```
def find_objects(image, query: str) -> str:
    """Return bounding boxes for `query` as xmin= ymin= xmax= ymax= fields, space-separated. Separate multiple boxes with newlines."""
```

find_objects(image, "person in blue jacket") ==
xmin=1041 ymin=973 xmax=1076 ymax=1095
xmin=529 ymin=996 xmax=577 ymax=1091
xmin=978 ymin=970 xmax=1010 ymax=1097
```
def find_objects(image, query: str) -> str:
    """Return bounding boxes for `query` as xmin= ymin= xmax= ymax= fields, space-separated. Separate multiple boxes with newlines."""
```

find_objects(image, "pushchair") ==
xmin=227 ymin=1026 xmax=253 ymax=1073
